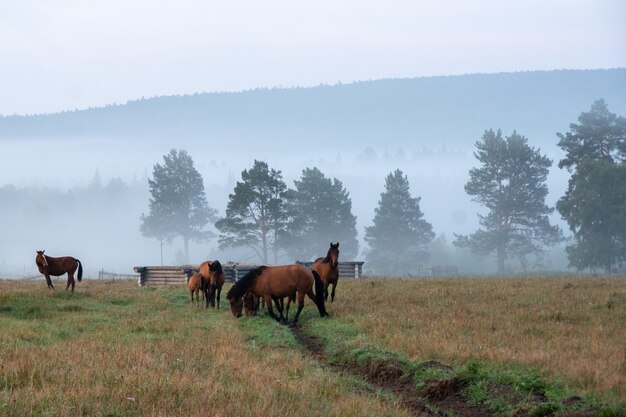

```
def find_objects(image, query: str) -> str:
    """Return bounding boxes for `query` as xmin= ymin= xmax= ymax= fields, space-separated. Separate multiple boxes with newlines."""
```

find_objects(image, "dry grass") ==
xmin=328 ymin=276 xmax=626 ymax=398
xmin=0 ymin=279 xmax=410 ymax=417
xmin=2 ymin=276 xmax=624 ymax=416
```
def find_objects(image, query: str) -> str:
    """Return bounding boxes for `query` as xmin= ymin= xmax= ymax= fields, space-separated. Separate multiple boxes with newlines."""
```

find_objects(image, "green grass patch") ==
xmin=238 ymin=315 xmax=298 ymax=350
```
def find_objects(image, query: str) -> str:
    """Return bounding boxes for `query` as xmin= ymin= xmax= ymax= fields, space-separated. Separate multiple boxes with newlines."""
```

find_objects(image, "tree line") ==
xmin=139 ymin=100 xmax=626 ymax=275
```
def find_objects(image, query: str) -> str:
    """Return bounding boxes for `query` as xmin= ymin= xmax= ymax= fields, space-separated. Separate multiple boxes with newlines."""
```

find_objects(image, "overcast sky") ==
xmin=1 ymin=0 xmax=624 ymax=116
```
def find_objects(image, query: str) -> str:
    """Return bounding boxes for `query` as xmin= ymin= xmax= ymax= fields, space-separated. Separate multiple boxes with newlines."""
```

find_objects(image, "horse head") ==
xmin=243 ymin=292 xmax=258 ymax=317
xmin=328 ymin=242 xmax=340 ymax=268
xmin=36 ymin=250 xmax=48 ymax=269
xmin=226 ymin=289 xmax=243 ymax=318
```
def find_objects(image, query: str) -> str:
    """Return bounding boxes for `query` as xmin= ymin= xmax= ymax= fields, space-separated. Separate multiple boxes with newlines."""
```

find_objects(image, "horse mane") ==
xmin=227 ymin=266 xmax=267 ymax=299
xmin=324 ymin=247 xmax=333 ymax=263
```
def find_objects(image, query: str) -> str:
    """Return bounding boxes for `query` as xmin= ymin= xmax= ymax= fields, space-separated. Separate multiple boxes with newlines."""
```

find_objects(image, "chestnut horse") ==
xmin=187 ymin=272 xmax=204 ymax=307
xmin=199 ymin=260 xmax=225 ymax=309
xmin=227 ymin=264 xmax=328 ymax=324
xmin=312 ymin=242 xmax=340 ymax=302
xmin=35 ymin=250 xmax=83 ymax=293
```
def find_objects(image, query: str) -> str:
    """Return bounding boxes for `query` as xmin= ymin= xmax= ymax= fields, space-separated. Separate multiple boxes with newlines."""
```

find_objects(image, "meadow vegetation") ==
xmin=0 ymin=276 xmax=624 ymax=417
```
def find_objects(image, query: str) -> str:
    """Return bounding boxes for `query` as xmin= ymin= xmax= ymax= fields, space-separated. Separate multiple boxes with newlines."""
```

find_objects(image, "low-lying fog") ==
xmin=0 ymin=136 xmax=572 ymax=278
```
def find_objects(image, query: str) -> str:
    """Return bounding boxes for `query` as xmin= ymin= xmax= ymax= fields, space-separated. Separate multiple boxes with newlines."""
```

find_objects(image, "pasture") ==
xmin=0 ymin=276 xmax=624 ymax=417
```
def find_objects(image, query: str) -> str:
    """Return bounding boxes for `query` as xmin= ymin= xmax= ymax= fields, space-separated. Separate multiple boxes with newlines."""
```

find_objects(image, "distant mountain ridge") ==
xmin=2 ymin=69 xmax=625 ymax=150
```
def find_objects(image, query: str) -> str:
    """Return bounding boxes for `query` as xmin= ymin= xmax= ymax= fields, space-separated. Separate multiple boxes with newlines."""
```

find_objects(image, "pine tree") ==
xmin=364 ymin=169 xmax=434 ymax=275
xmin=215 ymin=160 xmax=288 ymax=264
xmin=281 ymin=167 xmax=358 ymax=261
xmin=139 ymin=149 xmax=217 ymax=263
xmin=557 ymin=100 xmax=626 ymax=272
xmin=454 ymin=130 xmax=562 ymax=273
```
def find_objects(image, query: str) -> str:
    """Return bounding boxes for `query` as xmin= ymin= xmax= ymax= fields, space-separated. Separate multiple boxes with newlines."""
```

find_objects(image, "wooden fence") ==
xmin=134 ymin=261 xmax=365 ymax=287
xmin=98 ymin=269 xmax=140 ymax=280
xmin=298 ymin=261 xmax=364 ymax=279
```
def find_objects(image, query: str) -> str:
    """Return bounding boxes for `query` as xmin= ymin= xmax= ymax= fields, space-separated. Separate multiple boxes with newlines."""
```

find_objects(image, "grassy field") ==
xmin=0 ymin=276 xmax=624 ymax=417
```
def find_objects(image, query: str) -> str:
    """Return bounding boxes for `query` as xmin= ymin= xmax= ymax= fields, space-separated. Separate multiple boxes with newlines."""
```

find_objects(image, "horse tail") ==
xmin=76 ymin=259 xmax=83 ymax=282
xmin=312 ymin=270 xmax=328 ymax=317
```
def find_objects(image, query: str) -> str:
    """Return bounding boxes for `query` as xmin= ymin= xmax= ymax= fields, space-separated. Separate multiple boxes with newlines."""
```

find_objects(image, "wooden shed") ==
xmin=133 ymin=265 xmax=197 ymax=287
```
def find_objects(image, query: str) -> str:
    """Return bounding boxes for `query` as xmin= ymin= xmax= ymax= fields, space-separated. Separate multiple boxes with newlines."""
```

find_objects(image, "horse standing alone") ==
xmin=312 ymin=242 xmax=340 ymax=302
xmin=35 ymin=250 xmax=83 ymax=293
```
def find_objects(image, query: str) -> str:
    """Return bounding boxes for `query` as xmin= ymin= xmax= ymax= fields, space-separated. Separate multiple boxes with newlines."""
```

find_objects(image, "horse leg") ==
xmin=66 ymin=272 xmax=74 ymax=292
xmin=306 ymin=289 xmax=329 ymax=317
xmin=204 ymin=287 xmax=210 ymax=308
xmin=271 ymin=296 xmax=285 ymax=323
xmin=330 ymin=282 xmax=337 ymax=303
xmin=264 ymin=295 xmax=281 ymax=322
xmin=216 ymin=287 xmax=222 ymax=309
xmin=45 ymin=273 xmax=54 ymax=289
xmin=284 ymin=297 xmax=290 ymax=324
xmin=291 ymin=292 xmax=306 ymax=325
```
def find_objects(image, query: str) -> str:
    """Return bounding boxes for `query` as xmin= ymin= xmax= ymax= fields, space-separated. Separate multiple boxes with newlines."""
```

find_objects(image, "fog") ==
xmin=0 ymin=133 xmax=573 ymax=278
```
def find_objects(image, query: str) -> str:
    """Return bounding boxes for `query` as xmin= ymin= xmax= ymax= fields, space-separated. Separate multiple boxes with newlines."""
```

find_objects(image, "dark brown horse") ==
xmin=199 ymin=260 xmax=225 ymax=309
xmin=312 ymin=242 xmax=340 ymax=302
xmin=35 ymin=250 xmax=83 ymax=293
xmin=227 ymin=264 xmax=328 ymax=324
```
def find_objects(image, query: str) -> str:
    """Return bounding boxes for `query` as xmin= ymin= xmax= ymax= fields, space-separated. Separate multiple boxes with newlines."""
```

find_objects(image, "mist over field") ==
xmin=1 ymin=70 xmax=625 ymax=277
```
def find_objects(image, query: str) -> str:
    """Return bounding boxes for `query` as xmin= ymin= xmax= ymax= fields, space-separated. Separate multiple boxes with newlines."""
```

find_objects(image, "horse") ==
xmin=35 ymin=250 xmax=83 ymax=293
xmin=199 ymin=260 xmax=225 ymax=309
xmin=312 ymin=242 xmax=340 ymax=302
xmin=226 ymin=264 xmax=328 ymax=325
xmin=187 ymin=272 xmax=204 ymax=307
xmin=243 ymin=292 xmax=260 ymax=317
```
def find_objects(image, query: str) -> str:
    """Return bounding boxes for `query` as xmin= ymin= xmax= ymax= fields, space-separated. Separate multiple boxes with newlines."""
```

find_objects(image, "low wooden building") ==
xmin=133 ymin=265 xmax=196 ymax=287
xmin=134 ymin=261 xmax=365 ymax=287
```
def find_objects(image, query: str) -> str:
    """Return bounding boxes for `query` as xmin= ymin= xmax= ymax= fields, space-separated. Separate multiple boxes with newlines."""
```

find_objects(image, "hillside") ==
xmin=2 ymin=69 xmax=625 ymax=150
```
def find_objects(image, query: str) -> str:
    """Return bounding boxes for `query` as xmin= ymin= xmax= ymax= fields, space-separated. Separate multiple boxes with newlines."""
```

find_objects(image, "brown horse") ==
xmin=243 ymin=292 xmax=260 ymax=317
xmin=199 ymin=260 xmax=225 ymax=309
xmin=187 ymin=272 xmax=204 ymax=307
xmin=35 ymin=250 xmax=83 ymax=293
xmin=227 ymin=264 xmax=328 ymax=324
xmin=312 ymin=242 xmax=340 ymax=302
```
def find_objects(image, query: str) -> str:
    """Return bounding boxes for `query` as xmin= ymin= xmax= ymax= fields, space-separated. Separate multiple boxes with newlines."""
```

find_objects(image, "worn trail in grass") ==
xmin=284 ymin=277 xmax=626 ymax=417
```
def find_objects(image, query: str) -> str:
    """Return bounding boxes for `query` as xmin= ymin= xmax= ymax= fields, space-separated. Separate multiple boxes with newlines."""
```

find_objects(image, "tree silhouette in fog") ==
xmin=140 ymin=149 xmax=217 ymax=263
xmin=365 ymin=169 xmax=434 ymax=275
xmin=215 ymin=160 xmax=288 ymax=264
xmin=454 ymin=130 xmax=563 ymax=273
xmin=557 ymin=100 xmax=626 ymax=273
xmin=281 ymin=167 xmax=358 ymax=261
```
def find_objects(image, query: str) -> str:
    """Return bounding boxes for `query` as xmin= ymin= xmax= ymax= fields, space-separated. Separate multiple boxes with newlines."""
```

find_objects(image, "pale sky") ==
xmin=1 ymin=0 xmax=624 ymax=116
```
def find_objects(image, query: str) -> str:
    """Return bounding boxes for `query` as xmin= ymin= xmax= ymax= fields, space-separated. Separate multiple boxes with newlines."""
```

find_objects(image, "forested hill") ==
xmin=2 ymin=69 xmax=625 ymax=150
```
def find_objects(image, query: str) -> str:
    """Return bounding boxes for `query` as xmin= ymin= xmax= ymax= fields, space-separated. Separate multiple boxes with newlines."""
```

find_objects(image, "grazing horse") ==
xmin=35 ymin=250 xmax=83 ymax=293
xmin=227 ymin=264 xmax=328 ymax=325
xmin=313 ymin=242 xmax=340 ymax=302
xmin=199 ymin=260 xmax=225 ymax=309
xmin=187 ymin=272 xmax=204 ymax=307
xmin=243 ymin=292 xmax=260 ymax=317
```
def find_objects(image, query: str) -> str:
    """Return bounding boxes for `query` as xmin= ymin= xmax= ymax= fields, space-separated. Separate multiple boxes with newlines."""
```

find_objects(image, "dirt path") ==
xmin=291 ymin=326 xmax=494 ymax=417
